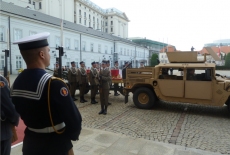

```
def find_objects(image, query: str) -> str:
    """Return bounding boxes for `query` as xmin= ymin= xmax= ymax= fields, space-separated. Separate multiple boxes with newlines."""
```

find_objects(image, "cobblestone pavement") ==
xmin=76 ymin=91 xmax=230 ymax=155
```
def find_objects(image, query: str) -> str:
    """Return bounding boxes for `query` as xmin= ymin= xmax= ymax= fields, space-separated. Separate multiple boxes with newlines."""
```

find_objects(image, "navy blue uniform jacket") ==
xmin=11 ymin=69 xmax=82 ymax=155
xmin=1 ymin=75 xmax=19 ymax=141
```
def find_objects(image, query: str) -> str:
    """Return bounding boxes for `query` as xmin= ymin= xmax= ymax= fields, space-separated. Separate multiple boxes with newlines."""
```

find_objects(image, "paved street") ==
xmin=8 ymin=71 xmax=230 ymax=154
xmin=76 ymin=92 xmax=230 ymax=154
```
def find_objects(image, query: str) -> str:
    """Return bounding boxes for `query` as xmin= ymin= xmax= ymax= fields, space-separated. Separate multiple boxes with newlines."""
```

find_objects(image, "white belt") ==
xmin=28 ymin=122 xmax=65 ymax=133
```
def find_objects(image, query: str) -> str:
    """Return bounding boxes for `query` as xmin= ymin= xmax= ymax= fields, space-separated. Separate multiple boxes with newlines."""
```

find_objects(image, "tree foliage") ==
xmin=225 ymin=53 xmax=230 ymax=67
xmin=151 ymin=54 xmax=159 ymax=66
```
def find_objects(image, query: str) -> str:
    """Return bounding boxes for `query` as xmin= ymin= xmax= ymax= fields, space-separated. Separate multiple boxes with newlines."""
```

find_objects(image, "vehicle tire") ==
xmin=133 ymin=87 xmax=156 ymax=109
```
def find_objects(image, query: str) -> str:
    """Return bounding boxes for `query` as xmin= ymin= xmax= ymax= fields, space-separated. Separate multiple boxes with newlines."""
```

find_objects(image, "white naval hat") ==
xmin=13 ymin=32 xmax=50 ymax=50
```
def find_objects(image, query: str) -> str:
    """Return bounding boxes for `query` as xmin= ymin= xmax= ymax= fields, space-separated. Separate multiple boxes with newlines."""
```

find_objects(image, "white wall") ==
xmin=0 ymin=11 xmax=147 ymax=74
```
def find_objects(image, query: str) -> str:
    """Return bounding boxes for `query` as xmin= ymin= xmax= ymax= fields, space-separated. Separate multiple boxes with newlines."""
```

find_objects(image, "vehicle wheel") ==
xmin=133 ymin=87 xmax=156 ymax=109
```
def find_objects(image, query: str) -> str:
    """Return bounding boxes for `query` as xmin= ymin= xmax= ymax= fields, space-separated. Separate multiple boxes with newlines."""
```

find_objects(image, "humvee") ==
xmin=124 ymin=49 xmax=230 ymax=113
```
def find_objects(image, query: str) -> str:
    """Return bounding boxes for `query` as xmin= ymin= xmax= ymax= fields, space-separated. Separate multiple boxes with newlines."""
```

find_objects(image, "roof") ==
xmin=200 ymin=46 xmax=230 ymax=54
xmin=160 ymin=46 xmax=177 ymax=52
xmin=0 ymin=1 xmax=138 ymax=46
xmin=131 ymin=38 xmax=168 ymax=47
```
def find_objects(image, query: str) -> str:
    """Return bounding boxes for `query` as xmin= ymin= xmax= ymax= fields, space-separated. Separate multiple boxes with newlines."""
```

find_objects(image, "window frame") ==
xmin=16 ymin=55 xmax=23 ymax=69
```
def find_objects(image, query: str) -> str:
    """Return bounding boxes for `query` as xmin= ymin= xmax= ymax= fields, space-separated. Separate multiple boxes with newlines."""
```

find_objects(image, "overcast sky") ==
xmin=91 ymin=0 xmax=230 ymax=51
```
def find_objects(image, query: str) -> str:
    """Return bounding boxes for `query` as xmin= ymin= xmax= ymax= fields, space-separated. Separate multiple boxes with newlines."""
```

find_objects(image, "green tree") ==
xmin=225 ymin=53 xmax=230 ymax=67
xmin=151 ymin=54 xmax=159 ymax=66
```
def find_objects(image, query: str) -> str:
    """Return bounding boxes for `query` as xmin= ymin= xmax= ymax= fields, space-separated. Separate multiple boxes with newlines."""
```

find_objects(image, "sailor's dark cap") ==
xmin=13 ymin=32 xmax=50 ymax=50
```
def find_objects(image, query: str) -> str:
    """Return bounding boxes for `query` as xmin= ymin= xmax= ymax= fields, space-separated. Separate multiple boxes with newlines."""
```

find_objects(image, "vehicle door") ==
xmin=185 ymin=68 xmax=212 ymax=100
xmin=157 ymin=67 xmax=184 ymax=97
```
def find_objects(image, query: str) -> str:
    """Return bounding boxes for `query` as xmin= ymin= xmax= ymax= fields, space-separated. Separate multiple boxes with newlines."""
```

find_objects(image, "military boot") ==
xmin=83 ymin=96 xmax=88 ymax=102
xmin=80 ymin=96 xmax=84 ymax=103
xmin=91 ymin=98 xmax=96 ymax=104
xmin=98 ymin=105 xmax=104 ymax=115
xmin=103 ymin=106 xmax=108 ymax=115
xmin=94 ymin=98 xmax=98 ymax=103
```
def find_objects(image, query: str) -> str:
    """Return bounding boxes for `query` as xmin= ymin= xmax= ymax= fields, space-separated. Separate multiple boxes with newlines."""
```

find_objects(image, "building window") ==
xmin=93 ymin=17 xmax=95 ymax=22
xmin=14 ymin=29 xmax=22 ymax=41
xmin=0 ymin=55 xmax=4 ymax=70
xmin=111 ymin=47 xmax=113 ymax=53
xmin=84 ymin=20 xmax=86 ymax=26
xmin=33 ymin=1 xmax=35 ymax=5
xmin=79 ymin=18 xmax=81 ymax=24
xmin=65 ymin=38 xmax=70 ymax=49
xmin=90 ymin=43 xmax=94 ymax=52
xmin=93 ymin=24 xmax=95 ymax=29
xmin=98 ymin=44 xmax=101 ymax=53
xmin=84 ymin=12 xmax=86 ymax=17
xmin=0 ymin=26 xmax=5 ymax=41
xmin=16 ymin=55 xmax=22 ymax=69
xmin=74 ymin=40 xmax=78 ymax=50
xmin=127 ymin=50 xmax=129 ymax=56
xmin=124 ymin=48 xmax=126 ymax=55
xmin=105 ymin=28 xmax=108 ymax=33
xmin=89 ymin=14 xmax=91 ymax=19
xmin=111 ymin=28 xmax=113 ymax=32
xmin=111 ymin=21 xmax=113 ymax=25
xmin=82 ymin=41 xmax=86 ymax=51
xmin=105 ymin=22 xmax=107 ymax=26
xmin=79 ymin=10 xmax=81 ymax=15
xmin=89 ymin=22 xmax=91 ymax=27
xmin=29 ymin=31 xmax=36 ymax=36
xmin=105 ymin=46 xmax=108 ymax=54
xmin=55 ymin=36 xmax=60 ymax=48
xmin=120 ymin=48 xmax=122 ymax=55
xmin=28 ymin=0 xmax=31 ymax=4
xmin=39 ymin=2 xmax=42 ymax=9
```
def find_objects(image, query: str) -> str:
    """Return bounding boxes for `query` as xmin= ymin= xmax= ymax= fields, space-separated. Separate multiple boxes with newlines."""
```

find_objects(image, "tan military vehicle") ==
xmin=124 ymin=48 xmax=230 ymax=113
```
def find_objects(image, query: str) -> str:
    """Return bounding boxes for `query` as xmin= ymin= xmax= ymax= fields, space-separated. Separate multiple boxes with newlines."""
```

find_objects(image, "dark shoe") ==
xmin=114 ymin=93 xmax=120 ymax=96
xmin=108 ymin=102 xmax=111 ymax=105
xmin=80 ymin=97 xmax=84 ymax=103
xmin=93 ymin=98 xmax=98 ymax=103
xmin=83 ymin=98 xmax=88 ymax=102
xmin=96 ymin=92 xmax=99 ymax=94
xmin=91 ymin=100 xmax=96 ymax=104
xmin=98 ymin=105 xmax=104 ymax=114
xmin=103 ymin=106 xmax=107 ymax=115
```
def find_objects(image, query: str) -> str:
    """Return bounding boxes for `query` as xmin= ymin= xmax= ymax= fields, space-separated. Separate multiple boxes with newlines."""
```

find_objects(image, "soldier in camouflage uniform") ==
xmin=53 ymin=62 xmax=59 ymax=77
xmin=68 ymin=61 xmax=78 ymax=101
xmin=78 ymin=61 xmax=88 ymax=103
xmin=112 ymin=61 xmax=120 ymax=96
xmin=99 ymin=61 xmax=112 ymax=115
xmin=106 ymin=60 xmax=112 ymax=105
xmin=89 ymin=61 xmax=99 ymax=104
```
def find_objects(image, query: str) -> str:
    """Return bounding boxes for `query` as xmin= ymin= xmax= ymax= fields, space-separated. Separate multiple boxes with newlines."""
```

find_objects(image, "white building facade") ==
xmin=0 ymin=1 xmax=147 ymax=74
xmin=2 ymin=0 xmax=129 ymax=39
